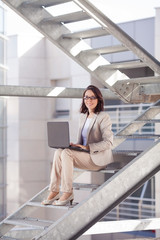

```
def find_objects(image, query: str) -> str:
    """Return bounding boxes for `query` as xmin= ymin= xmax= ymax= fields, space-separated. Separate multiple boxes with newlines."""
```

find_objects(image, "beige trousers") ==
xmin=49 ymin=148 xmax=106 ymax=193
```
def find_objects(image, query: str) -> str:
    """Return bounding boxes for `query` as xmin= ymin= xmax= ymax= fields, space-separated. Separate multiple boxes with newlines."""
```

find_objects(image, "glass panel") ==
xmin=0 ymin=7 xmax=4 ymax=34
xmin=0 ymin=68 xmax=4 ymax=84
xmin=0 ymin=188 xmax=4 ymax=220
xmin=0 ymin=4 xmax=6 ymax=220
xmin=0 ymin=129 xmax=3 ymax=156
xmin=0 ymin=38 xmax=4 ymax=64
xmin=0 ymin=99 xmax=5 ymax=124
xmin=0 ymin=161 xmax=3 ymax=184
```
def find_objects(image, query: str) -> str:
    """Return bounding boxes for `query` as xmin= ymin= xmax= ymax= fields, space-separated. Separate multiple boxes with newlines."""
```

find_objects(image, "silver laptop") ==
xmin=47 ymin=121 xmax=89 ymax=152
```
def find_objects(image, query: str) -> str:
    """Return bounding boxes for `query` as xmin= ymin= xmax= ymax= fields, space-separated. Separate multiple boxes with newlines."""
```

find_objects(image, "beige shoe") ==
xmin=53 ymin=193 xmax=74 ymax=206
xmin=41 ymin=193 xmax=60 ymax=205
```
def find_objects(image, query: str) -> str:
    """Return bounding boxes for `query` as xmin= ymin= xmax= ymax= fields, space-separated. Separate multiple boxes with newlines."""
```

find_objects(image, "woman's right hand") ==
xmin=70 ymin=143 xmax=89 ymax=151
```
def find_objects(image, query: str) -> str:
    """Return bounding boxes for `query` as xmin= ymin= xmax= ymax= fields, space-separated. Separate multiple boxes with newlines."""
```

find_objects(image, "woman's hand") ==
xmin=70 ymin=143 xmax=89 ymax=151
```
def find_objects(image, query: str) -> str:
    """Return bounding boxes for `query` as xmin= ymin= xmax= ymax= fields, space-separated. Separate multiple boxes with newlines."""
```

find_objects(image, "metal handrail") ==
xmin=105 ymin=103 xmax=156 ymax=134
xmin=105 ymin=195 xmax=155 ymax=220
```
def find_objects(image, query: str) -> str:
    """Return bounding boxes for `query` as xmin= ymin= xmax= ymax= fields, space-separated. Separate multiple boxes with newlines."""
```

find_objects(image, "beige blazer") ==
xmin=77 ymin=111 xmax=114 ymax=167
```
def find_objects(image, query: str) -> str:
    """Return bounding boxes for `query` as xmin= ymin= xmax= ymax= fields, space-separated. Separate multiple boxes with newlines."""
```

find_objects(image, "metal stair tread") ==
xmin=27 ymin=201 xmax=78 ymax=209
xmin=74 ymin=167 xmax=121 ymax=174
xmin=73 ymin=182 xmax=100 ymax=190
xmin=0 ymin=236 xmax=19 ymax=240
xmin=81 ymin=45 xmax=129 ymax=55
xmin=62 ymin=27 xmax=110 ymax=39
xmin=113 ymin=149 xmax=142 ymax=155
xmin=4 ymin=218 xmax=54 ymax=230
xmin=43 ymin=11 xmax=91 ymax=24
xmin=25 ymin=0 xmax=72 ymax=8
xmin=98 ymin=60 xmax=147 ymax=70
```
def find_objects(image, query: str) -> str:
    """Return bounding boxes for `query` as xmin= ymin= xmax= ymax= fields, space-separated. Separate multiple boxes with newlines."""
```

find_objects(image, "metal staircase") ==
xmin=1 ymin=101 xmax=160 ymax=239
xmin=1 ymin=0 xmax=160 ymax=103
xmin=1 ymin=0 xmax=160 ymax=239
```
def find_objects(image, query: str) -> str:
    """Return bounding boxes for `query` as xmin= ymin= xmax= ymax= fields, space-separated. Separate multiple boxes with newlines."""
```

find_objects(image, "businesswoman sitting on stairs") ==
xmin=42 ymin=85 xmax=114 ymax=206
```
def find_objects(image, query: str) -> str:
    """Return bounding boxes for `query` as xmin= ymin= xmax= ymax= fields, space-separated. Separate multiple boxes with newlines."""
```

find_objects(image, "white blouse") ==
xmin=81 ymin=118 xmax=92 ymax=146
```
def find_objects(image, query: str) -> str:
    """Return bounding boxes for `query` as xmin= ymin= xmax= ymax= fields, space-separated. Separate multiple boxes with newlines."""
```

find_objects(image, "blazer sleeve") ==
xmin=88 ymin=113 xmax=113 ymax=153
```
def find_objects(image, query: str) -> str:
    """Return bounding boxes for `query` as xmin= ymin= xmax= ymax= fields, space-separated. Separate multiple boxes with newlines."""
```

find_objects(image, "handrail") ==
xmin=104 ymin=195 xmax=155 ymax=220
xmin=104 ymin=103 xmax=156 ymax=134
xmin=104 ymin=103 xmax=152 ymax=110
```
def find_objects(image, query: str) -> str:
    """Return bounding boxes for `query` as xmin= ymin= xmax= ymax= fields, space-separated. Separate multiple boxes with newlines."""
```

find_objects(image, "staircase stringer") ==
xmin=33 ymin=140 xmax=160 ymax=240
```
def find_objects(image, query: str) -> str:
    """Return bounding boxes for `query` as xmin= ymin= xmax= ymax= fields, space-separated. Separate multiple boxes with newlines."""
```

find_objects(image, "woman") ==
xmin=42 ymin=85 xmax=114 ymax=206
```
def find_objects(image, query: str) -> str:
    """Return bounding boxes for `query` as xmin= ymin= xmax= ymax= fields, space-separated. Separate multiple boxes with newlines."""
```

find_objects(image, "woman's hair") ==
xmin=80 ymin=85 xmax=104 ymax=114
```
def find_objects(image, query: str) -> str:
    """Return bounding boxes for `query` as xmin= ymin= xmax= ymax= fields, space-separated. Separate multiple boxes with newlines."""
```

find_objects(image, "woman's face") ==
xmin=84 ymin=90 xmax=98 ymax=113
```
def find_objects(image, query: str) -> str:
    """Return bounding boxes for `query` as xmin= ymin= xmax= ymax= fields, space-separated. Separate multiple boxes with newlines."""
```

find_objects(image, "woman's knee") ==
xmin=61 ymin=148 xmax=73 ymax=160
xmin=53 ymin=148 xmax=63 ymax=162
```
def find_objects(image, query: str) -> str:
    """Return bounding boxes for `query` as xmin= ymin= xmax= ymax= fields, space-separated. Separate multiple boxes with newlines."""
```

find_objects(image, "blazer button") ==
xmin=93 ymin=151 xmax=98 ymax=153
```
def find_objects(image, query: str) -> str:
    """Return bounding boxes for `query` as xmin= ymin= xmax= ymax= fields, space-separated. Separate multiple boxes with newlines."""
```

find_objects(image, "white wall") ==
xmin=6 ymin=35 xmax=53 ymax=213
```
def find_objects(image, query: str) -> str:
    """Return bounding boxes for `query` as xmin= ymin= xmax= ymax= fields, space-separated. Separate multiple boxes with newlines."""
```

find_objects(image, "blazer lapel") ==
xmin=77 ymin=113 xmax=88 ymax=144
xmin=86 ymin=113 xmax=97 ymax=142
xmin=79 ymin=113 xmax=88 ymax=131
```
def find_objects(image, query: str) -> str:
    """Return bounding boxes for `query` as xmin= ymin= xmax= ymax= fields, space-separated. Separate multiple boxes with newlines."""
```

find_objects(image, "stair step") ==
xmin=73 ymin=182 xmax=100 ymax=190
xmin=74 ymin=166 xmax=121 ymax=174
xmin=4 ymin=218 xmax=54 ymax=230
xmin=82 ymin=45 xmax=129 ymax=55
xmin=43 ymin=11 xmax=90 ymax=24
xmin=0 ymin=237 xmax=18 ymax=240
xmin=113 ymin=150 xmax=142 ymax=156
xmin=28 ymin=0 xmax=72 ymax=8
xmin=62 ymin=27 xmax=109 ymax=39
xmin=27 ymin=201 xmax=78 ymax=209
xmin=99 ymin=60 xmax=147 ymax=70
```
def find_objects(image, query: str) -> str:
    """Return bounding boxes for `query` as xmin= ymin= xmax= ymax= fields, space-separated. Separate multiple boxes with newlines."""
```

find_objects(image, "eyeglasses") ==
xmin=83 ymin=96 xmax=97 ymax=101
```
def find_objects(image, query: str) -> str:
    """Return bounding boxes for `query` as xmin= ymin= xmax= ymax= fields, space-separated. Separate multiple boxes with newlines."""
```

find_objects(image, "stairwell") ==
xmin=1 ymin=0 xmax=160 ymax=239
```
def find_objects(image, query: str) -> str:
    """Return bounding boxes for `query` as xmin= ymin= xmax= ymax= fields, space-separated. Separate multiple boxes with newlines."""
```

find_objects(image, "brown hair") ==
xmin=80 ymin=85 xmax=104 ymax=114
